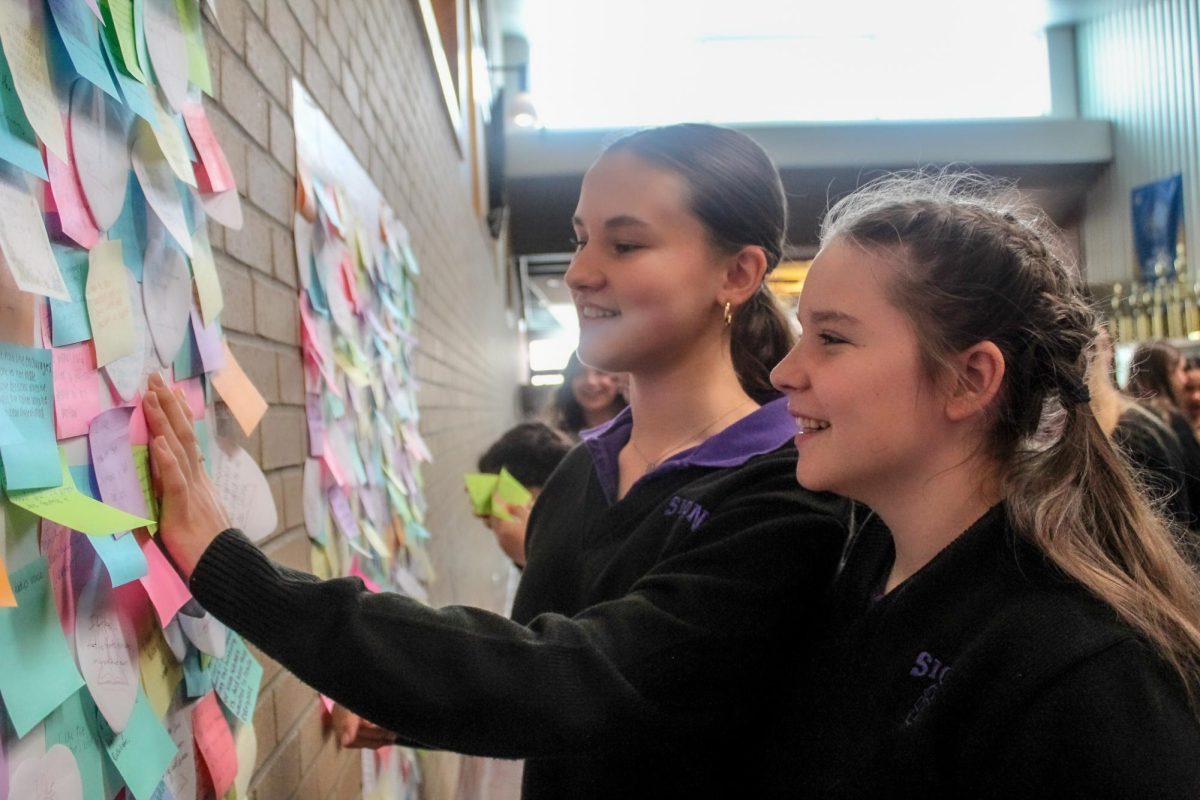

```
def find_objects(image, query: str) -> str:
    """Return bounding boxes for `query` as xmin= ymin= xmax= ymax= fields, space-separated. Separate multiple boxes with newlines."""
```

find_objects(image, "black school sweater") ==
xmin=188 ymin=400 xmax=849 ymax=799
xmin=794 ymin=504 xmax=1200 ymax=799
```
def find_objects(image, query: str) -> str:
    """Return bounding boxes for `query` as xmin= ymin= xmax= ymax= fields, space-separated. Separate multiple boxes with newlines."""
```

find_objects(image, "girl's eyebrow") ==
xmin=571 ymin=215 xmax=651 ymax=231
xmin=809 ymin=309 xmax=862 ymax=326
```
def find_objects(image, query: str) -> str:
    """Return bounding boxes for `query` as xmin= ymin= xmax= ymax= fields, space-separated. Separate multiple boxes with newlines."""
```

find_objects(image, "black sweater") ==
xmin=190 ymin=409 xmax=849 ymax=798
xmin=795 ymin=505 xmax=1200 ymax=798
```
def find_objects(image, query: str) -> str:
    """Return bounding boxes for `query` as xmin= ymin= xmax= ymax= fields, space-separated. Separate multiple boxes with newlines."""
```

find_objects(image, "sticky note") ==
xmin=131 ymin=444 xmax=159 ymax=533
xmin=149 ymin=94 xmax=195 ymax=186
xmin=100 ymin=0 xmax=145 ymax=82
xmin=86 ymin=239 xmax=136 ymax=367
xmin=327 ymin=484 xmax=357 ymax=539
xmin=0 ymin=250 xmax=36 ymax=347
xmin=75 ymin=562 xmax=140 ymax=733
xmin=210 ymin=631 xmax=262 ymax=725
xmin=45 ymin=688 xmax=109 ymax=800
xmin=97 ymin=17 xmax=155 ymax=127
xmin=464 ymin=473 xmax=499 ymax=516
xmin=0 ymin=0 xmax=68 ymax=160
xmin=210 ymin=437 xmax=277 ymax=543
xmin=90 ymin=406 xmax=150 ymax=518
xmin=177 ymin=0 xmax=211 ymax=95
xmin=0 ymin=49 xmax=47 ymax=179
xmin=132 ymin=124 xmax=192 ymax=255
xmin=138 ymin=531 xmax=190 ymax=626
xmin=47 ymin=0 xmax=119 ymax=99
xmin=0 ymin=556 xmax=87 ymax=736
xmin=102 ymin=268 xmax=147 ymax=401
xmin=178 ymin=605 xmax=225 ymax=658
xmin=46 ymin=142 xmax=102 ymax=249
xmin=96 ymin=688 xmax=177 ymax=800
xmin=182 ymin=101 xmax=233 ymax=193
xmin=9 ymin=449 xmax=155 ymax=534
xmin=193 ymin=691 xmax=237 ymax=797
xmin=52 ymin=341 xmax=102 ymax=439
xmin=141 ymin=240 xmax=190 ymax=364
xmin=49 ymin=245 xmax=92 ymax=345
xmin=211 ymin=343 xmax=268 ymax=436
xmin=143 ymin=0 xmax=187 ymax=111
xmin=0 ymin=163 xmax=70 ymax=300
xmin=191 ymin=223 xmax=223 ymax=324
xmin=108 ymin=178 xmax=148 ymax=281
xmin=160 ymin=697 xmax=198 ymax=800
xmin=69 ymin=78 xmax=131 ymax=231
xmin=7 ymin=743 xmax=84 ymax=800
xmin=0 ymin=553 xmax=15 ymax=606
xmin=0 ymin=342 xmax=62 ymax=489
xmin=137 ymin=618 xmax=182 ymax=717
xmin=199 ymin=184 xmax=242 ymax=230
xmin=493 ymin=467 xmax=533 ymax=521
xmin=87 ymin=531 xmax=148 ymax=587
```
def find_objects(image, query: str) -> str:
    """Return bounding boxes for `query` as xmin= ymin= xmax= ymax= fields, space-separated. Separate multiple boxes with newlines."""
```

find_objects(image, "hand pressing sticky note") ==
xmin=8 ymin=449 xmax=155 ymax=535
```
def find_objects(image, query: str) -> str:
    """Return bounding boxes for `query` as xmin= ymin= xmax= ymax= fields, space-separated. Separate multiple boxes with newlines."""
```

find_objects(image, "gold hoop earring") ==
xmin=723 ymin=301 xmax=733 ymax=327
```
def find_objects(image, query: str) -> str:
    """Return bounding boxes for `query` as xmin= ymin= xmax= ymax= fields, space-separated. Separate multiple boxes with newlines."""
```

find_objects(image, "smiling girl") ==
xmin=772 ymin=173 xmax=1200 ymax=796
xmin=144 ymin=124 xmax=847 ymax=798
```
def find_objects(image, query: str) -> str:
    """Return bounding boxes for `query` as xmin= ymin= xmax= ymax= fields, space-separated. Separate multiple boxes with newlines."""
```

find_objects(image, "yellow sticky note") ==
xmin=151 ymin=94 xmax=196 ymax=186
xmin=86 ymin=240 xmax=136 ymax=367
xmin=210 ymin=343 xmax=267 ymax=436
xmin=137 ymin=622 xmax=182 ymax=717
xmin=132 ymin=445 xmax=159 ymax=534
xmin=0 ymin=0 xmax=68 ymax=161
xmin=0 ymin=553 xmax=15 ymax=606
xmin=190 ymin=225 xmax=224 ymax=325
xmin=464 ymin=473 xmax=499 ymax=516
xmin=9 ymin=449 xmax=155 ymax=535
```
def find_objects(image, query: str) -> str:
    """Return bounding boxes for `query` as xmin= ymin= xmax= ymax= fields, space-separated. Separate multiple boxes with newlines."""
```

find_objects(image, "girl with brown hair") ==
xmin=772 ymin=172 xmax=1200 ymax=796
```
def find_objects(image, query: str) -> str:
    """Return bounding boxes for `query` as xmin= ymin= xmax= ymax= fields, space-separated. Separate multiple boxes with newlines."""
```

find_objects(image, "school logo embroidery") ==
xmin=663 ymin=495 xmax=710 ymax=531
xmin=905 ymin=650 xmax=952 ymax=725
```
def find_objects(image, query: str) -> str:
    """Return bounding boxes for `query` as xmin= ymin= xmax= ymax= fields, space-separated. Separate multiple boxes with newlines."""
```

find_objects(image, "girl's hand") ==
xmin=331 ymin=703 xmax=399 ymax=749
xmin=144 ymin=373 xmax=231 ymax=579
xmin=485 ymin=498 xmax=531 ymax=567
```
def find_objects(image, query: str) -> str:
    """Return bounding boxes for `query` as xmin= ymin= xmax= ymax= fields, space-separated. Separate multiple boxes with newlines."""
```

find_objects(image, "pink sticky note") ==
xmin=53 ymin=343 xmax=103 ymax=439
xmin=182 ymin=102 xmax=235 ymax=194
xmin=46 ymin=136 xmax=101 ymax=249
xmin=89 ymin=407 xmax=150 ymax=519
xmin=128 ymin=396 xmax=149 ymax=445
xmin=348 ymin=557 xmax=379 ymax=593
xmin=137 ymin=531 xmax=191 ymax=626
xmin=321 ymin=436 xmax=348 ymax=488
xmin=193 ymin=691 xmax=238 ymax=797
xmin=169 ymin=375 xmax=207 ymax=419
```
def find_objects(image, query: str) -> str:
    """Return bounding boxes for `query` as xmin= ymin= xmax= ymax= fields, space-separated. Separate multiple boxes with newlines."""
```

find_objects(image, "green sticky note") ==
xmin=0 ymin=557 xmax=87 ymax=736
xmin=46 ymin=689 xmax=109 ymax=800
xmin=464 ymin=473 xmax=499 ymax=516
xmin=210 ymin=631 xmax=263 ymax=725
xmin=176 ymin=0 xmax=212 ymax=94
xmin=101 ymin=0 xmax=146 ymax=82
xmin=8 ymin=450 xmax=156 ymax=536
xmin=496 ymin=468 xmax=532 ymax=511
xmin=96 ymin=687 xmax=177 ymax=800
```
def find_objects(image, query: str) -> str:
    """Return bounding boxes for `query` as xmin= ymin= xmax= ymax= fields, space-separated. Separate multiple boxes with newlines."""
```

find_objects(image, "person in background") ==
xmin=1089 ymin=327 xmax=1195 ymax=532
xmin=1182 ymin=356 xmax=1200 ymax=436
xmin=772 ymin=172 xmax=1200 ymax=796
xmin=144 ymin=123 xmax=848 ymax=798
xmin=546 ymin=351 xmax=627 ymax=440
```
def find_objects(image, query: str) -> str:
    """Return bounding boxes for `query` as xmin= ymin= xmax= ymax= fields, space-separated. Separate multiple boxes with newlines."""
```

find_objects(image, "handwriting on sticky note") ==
xmin=76 ymin=564 xmax=139 ymax=734
xmin=193 ymin=691 xmax=237 ymax=797
xmin=52 ymin=341 xmax=101 ymax=439
xmin=209 ymin=632 xmax=262 ymax=725
xmin=132 ymin=123 xmax=192 ymax=255
xmin=86 ymin=239 xmax=135 ymax=367
xmin=69 ymin=78 xmax=130 ymax=230
xmin=97 ymin=688 xmax=177 ymax=800
xmin=9 ymin=450 xmax=154 ymax=534
xmin=0 ymin=0 xmax=68 ymax=160
xmin=90 ymin=406 xmax=150 ymax=518
xmin=141 ymin=242 xmax=190 ymax=365
xmin=210 ymin=436 xmax=277 ymax=542
xmin=0 ymin=342 xmax=62 ymax=490
xmin=0 ymin=163 xmax=69 ymax=300
xmin=49 ymin=244 xmax=91 ymax=345
xmin=102 ymin=269 xmax=148 ymax=401
xmin=142 ymin=0 xmax=187 ymax=111
xmin=161 ymin=698 xmax=198 ymax=800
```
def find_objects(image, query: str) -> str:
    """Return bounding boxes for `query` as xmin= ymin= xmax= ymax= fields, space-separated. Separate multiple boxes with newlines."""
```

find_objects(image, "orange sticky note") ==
xmin=193 ymin=691 xmax=238 ymax=797
xmin=0 ymin=554 xmax=16 ymax=606
xmin=210 ymin=342 xmax=267 ymax=436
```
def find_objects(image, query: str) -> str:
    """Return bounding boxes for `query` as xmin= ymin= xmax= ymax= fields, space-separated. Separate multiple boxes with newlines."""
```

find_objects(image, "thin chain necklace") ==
xmin=627 ymin=400 xmax=756 ymax=472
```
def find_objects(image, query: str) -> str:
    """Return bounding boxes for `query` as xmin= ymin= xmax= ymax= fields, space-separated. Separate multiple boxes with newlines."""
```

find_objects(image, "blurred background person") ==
xmin=546 ymin=351 xmax=627 ymax=440
xmin=1182 ymin=356 xmax=1200 ymax=437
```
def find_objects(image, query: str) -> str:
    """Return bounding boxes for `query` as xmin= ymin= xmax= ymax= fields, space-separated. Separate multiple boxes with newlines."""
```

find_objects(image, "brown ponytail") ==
xmin=605 ymin=123 xmax=794 ymax=403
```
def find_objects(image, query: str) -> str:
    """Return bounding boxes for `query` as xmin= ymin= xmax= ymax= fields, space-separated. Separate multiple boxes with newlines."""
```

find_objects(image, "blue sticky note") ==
xmin=0 ymin=344 xmax=62 ymax=490
xmin=98 ymin=21 xmax=157 ymax=128
xmin=68 ymin=462 xmax=99 ymax=499
xmin=182 ymin=647 xmax=213 ymax=698
xmin=88 ymin=532 xmax=150 ymax=587
xmin=210 ymin=632 xmax=263 ymax=725
xmin=0 ymin=557 xmax=87 ymax=736
xmin=0 ymin=405 xmax=21 ymax=447
xmin=96 ymin=688 xmax=178 ymax=800
xmin=46 ymin=689 xmax=109 ymax=800
xmin=48 ymin=0 xmax=121 ymax=99
xmin=49 ymin=245 xmax=93 ymax=345
xmin=172 ymin=319 xmax=203 ymax=379
xmin=0 ymin=52 xmax=47 ymax=180
xmin=308 ymin=260 xmax=330 ymax=316
xmin=107 ymin=178 xmax=148 ymax=281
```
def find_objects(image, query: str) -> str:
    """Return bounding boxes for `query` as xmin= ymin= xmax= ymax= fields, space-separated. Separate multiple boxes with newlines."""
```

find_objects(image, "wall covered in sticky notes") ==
xmin=0 ymin=0 xmax=520 ymax=798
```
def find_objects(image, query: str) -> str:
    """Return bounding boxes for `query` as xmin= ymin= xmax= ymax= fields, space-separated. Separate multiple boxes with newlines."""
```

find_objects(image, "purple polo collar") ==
xmin=582 ymin=396 xmax=795 ymax=504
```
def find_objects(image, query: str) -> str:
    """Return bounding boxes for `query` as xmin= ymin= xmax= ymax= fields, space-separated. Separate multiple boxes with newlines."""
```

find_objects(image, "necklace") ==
xmin=627 ymin=400 xmax=755 ymax=471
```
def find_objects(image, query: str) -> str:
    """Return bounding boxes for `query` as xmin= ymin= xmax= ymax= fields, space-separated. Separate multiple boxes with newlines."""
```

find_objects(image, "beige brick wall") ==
xmin=199 ymin=0 xmax=523 ymax=796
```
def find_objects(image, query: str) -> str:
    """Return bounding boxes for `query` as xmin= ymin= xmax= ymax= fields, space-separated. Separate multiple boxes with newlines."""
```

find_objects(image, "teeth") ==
xmin=581 ymin=306 xmax=619 ymax=319
xmin=798 ymin=417 xmax=829 ymax=431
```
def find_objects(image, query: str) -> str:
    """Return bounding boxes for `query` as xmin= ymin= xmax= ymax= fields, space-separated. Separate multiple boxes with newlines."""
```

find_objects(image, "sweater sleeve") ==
xmin=972 ymin=638 xmax=1200 ymax=799
xmin=189 ymin=496 xmax=845 ymax=759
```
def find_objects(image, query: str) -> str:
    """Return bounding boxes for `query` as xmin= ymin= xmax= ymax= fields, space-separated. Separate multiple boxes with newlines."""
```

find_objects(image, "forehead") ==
xmin=574 ymin=151 xmax=694 ymax=225
xmin=799 ymin=238 xmax=901 ymax=317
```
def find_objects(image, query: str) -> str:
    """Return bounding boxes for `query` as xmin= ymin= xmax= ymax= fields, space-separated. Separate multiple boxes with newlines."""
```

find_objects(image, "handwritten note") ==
xmin=7 ymin=743 xmax=84 ymax=800
xmin=193 ymin=691 xmax=237 ymax=797
xmin=86 ymin=239 xmax=135 ymax=367
xmin=48 ymin=244 xmax=91 ymax=345
xmin=210 ymin=437 xmax=277 ymax=543
xmin=0 ymin=0 xmax=68 ymax=160
xmin=69 ymin=78 xmax=131 ymax=230
xmin=52 ymin=341 xmax=101 ymax=439
xmin=75 ymin=563 xmax=139 ymax=733
xmin=150 ymin=93 xmax=195 ymax=186
xmin=100 ymin=0 xmax=145 ymax=82
xmin=160 ymin=697 xmax=197 ymax=800
xmin=0 ymin=250 xmax=36 ymax=346
xmin=142 ymin=0 xmax=186 ymax=111
xmin=136 ymin=615 xmax=182 ymax=717
xmin=95 ymin=688 xmax=177 ymax=800
xmin=97 ymin=16 xmax=155 ymax=126
xmin=141 ymin=239 xmax=190 ymax=365
xmin=46 ymin=135 xmax=102 ymax=248
xmin=209 ymin=631 xmax=262 ymax=725
xmin=0 ymin=342 xmax=61 ymax=489
xmin=132 ymin=124 xmax=192 ymax=255
xmin=102 ymin=269 xmax=149 ymax=401
xmin=190 ymin=222 xmax=223 ymax=324
xmin=9 ymin=449 xmax=155 ymax=534
xmin=47 ymin=0 xmax=119 ymax=99
xmin=45 ymin=688 xmax=109 ymax=800
xmin=0 ymin=46 xmax=46 ymax=179
xmin=0 ymin=557 xmax=87 ymax=736
xmin=89 ymin=406 xmax=150 ymax=518
xmin=0 ymin=163 xmax=69 ymax=300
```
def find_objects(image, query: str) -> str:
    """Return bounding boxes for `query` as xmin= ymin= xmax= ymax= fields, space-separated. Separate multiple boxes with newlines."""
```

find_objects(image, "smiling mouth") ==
xmin=797 ymin=416 xmax=830 ymax=433
xmin=579 ymin=305 xmax=620 ymax=320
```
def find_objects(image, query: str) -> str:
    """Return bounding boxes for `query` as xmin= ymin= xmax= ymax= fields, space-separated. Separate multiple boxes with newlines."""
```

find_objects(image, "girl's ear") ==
xmin=721 ymin=245 xmax=769 ymax=306
xmin=945 ymin=340 xmax=1006 ymax=422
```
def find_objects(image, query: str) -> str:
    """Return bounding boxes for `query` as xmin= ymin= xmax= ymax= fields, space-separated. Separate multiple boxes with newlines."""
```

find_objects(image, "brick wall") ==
xmin=200 ymin=0 xmax=522 ymax=796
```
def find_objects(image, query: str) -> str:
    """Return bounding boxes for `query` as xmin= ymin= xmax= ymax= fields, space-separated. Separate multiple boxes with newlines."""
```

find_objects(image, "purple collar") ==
xmin=581 ymin=396 xmax=795 ymax=505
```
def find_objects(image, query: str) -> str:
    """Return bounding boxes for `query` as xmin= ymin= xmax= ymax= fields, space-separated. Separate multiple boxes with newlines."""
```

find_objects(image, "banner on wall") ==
xmin=1132 ymin=173 xmax=1184 ymax=282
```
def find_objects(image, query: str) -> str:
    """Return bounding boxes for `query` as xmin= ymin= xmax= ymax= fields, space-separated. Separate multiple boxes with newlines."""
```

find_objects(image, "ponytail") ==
xmin=731 ymin=284 xmax=793 ymax=404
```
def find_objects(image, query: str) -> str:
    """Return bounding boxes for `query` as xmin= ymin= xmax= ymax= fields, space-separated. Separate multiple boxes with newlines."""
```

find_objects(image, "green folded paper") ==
xmin=464 ymin=468 xmax=532 ymax=520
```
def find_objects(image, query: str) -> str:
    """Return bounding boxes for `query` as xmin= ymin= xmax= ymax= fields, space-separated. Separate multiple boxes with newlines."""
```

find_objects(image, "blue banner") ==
xmin=1132 ymin=174 xmax=1184 ymax=282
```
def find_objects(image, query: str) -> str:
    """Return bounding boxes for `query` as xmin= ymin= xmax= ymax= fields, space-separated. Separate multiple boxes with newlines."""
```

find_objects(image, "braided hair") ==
xmin=822 ymin=171 xmax=1200 ymax=710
